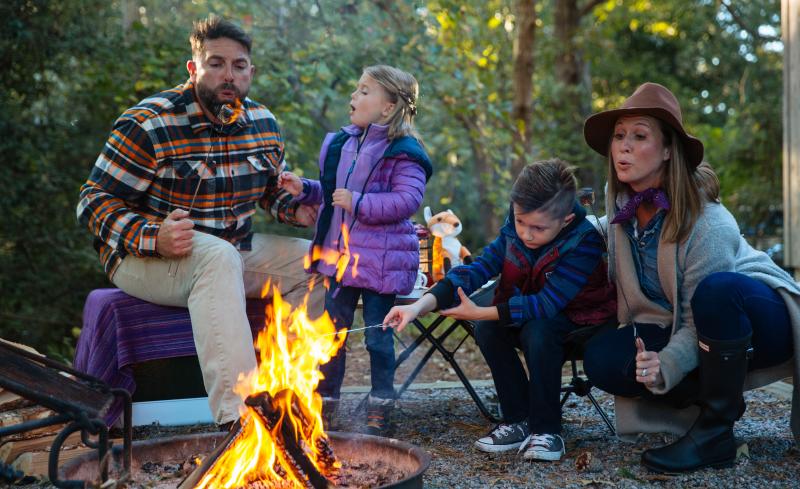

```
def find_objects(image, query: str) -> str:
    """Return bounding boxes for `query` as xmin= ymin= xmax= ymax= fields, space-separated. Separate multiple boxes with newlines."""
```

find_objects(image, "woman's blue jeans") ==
xmin=317 ymin=283 xmax=397 ymax=400
xmin=583 ymin=272 xmax=794 ymax=399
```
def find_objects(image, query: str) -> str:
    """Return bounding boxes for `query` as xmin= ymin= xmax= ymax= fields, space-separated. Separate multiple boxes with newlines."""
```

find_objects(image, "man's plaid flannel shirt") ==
xmin=77 ymin=82 xmax=303 ymax=278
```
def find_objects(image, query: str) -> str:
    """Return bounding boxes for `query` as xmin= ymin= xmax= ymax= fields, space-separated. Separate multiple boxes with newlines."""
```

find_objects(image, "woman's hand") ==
xmin=439 ymin=288 xmax=498 ymax=321
xmin=635 ymin=337 xmax=663 ymax=387
xmin=332 ymin=188 xmax=353 ymax=212
xmin=384 ymin=304 xmax=421 ymax=332
xmin=278 ymin=171 xmax=303 ymax=196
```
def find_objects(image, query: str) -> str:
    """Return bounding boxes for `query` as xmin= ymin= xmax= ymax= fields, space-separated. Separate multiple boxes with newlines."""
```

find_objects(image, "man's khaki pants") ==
xmin=111 ymin=232 xmax=324 ymax=424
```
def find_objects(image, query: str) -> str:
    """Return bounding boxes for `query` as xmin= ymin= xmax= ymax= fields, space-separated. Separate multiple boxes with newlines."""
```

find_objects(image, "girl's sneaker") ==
xmin=474 ymin=421 xmax=530 ymax=452
xmin=365 ymin=395 xmax=394 ymax=436
xmin=519 ymin=433 xmax=565 ymax=461
xmin=321 ymin=397 xmax=340 ymax=430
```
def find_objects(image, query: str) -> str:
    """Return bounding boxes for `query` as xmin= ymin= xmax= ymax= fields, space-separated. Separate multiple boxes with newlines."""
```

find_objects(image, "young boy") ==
xmin=384 ymin=159 xmax=616 ymax=461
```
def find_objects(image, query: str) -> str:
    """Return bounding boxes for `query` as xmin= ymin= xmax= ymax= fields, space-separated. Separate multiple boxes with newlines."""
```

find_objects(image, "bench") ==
xmin=74 ymin=289 xmax=269 ymax=425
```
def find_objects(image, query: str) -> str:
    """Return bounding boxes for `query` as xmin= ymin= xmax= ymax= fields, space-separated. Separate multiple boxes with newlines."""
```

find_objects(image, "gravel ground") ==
xmin=9 ymin=382 xmax=797 ymax=488
xmin=332 ymin=384 xmax=799 ymax=489
xmin=6 ymin=322 xmax=797 ymax=488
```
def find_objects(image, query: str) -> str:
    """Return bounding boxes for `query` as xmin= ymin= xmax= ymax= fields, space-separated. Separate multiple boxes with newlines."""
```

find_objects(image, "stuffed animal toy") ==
xmin=423 ymin=207 xmax=472 ymax=282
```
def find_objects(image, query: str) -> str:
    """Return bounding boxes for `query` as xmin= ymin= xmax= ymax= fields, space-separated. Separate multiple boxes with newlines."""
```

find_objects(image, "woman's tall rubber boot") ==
xmin=641 ymin=333 xmax=752 ymax=473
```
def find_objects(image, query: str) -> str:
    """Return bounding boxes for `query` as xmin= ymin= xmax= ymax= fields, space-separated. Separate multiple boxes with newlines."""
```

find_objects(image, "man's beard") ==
xmin=196 ymin=82 xmax=246 ymax=118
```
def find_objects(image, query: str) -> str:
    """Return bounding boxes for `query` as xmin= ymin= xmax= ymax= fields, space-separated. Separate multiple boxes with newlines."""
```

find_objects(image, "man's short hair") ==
xmin=190 ymin=15 xmax=252 ymax=56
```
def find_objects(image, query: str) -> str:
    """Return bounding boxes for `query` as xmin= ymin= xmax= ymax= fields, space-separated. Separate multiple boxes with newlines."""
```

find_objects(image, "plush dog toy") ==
xmin=423 ymin=207 xmax=472 ymax=282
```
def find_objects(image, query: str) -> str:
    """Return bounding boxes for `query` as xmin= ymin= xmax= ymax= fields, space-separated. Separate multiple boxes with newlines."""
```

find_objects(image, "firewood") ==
xmin=0 ymin=423 xmax=66 ymax=442
xmin=0 ymin=405 xmax=53 ymax=428
xmin=0 ymin=431 xmax=82 ymax=463
xmin=245 ymin=390 xmax=329 ymax=489
xmin=0 ymin=389 xmax=24 ymax=409
xmin=10 ymin=445 xmax=96 ymax=477
xmin=0 ymin=396 xmax=34 ymax=413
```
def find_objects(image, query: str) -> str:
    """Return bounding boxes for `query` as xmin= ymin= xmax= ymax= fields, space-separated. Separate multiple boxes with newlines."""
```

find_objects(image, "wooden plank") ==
xmin=784 ymin=0 xmax=800 ymax=276
xmin=0 ymin=342 xmax=111 ymax=418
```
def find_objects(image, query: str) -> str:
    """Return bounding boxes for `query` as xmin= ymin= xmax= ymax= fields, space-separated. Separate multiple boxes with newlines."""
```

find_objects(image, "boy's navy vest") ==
xmin=494 ymin=220 xmax=617 ymax=326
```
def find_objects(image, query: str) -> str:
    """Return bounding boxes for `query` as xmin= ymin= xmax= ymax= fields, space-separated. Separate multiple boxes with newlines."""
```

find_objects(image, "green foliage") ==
xmin=0 ymin=0 xmax=785 ymax=357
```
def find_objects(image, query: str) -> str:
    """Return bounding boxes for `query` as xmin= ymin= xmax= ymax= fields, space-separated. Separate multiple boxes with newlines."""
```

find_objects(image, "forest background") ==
xmin=0 ymin=0 xmax=786 ymax=359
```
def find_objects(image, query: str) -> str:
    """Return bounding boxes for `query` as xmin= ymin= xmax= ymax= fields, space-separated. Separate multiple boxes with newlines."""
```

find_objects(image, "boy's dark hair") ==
xmin=510 ymin=158 xmax=577 ymax=218
xmin=190 ymin=15 xmax=252 ymax=56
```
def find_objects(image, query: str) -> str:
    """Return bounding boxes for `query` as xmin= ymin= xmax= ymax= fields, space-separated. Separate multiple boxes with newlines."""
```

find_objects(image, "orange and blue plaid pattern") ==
xmin=77 ymin=82 xmax=300 ymax=277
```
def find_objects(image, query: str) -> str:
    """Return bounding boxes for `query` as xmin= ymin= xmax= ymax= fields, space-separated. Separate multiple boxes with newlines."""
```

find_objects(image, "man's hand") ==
xmin=295 ymin=204 xmax=319 ymax=227
xmin=278 ymin=171 xmax=303 ymax=196
xmin=157 ymin=208 xmax=194 ymax=258
xmin=635 ymin=337 xmax=663 ymax=387
xmin=332 ymin=188 xmax=353 ymax=213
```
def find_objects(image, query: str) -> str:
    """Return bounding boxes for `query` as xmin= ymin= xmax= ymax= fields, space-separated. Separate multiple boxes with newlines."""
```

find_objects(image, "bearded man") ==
xmin=77 ymin=15 xmax=322 ymax=427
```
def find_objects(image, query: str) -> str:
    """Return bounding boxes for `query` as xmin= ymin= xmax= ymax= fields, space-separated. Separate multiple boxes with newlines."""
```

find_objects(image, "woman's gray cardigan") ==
xmin=603 ymin=195 xmax=800 ymax=442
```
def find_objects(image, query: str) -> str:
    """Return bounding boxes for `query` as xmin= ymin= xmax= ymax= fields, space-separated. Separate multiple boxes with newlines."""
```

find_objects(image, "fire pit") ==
xmin=62 ymin=286 xmax=430 ymax=488
xmin=60 ymin=430 xmax=430 ymax=488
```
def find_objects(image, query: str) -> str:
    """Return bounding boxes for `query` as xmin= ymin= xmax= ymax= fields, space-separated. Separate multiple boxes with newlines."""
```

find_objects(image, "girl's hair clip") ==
xmin=397 ymin=90 xmax=417 ymax=116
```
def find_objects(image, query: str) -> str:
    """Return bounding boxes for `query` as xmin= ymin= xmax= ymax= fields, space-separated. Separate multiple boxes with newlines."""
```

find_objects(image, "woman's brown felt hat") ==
xmin=583 ymin=82 xmax=704 ymax=169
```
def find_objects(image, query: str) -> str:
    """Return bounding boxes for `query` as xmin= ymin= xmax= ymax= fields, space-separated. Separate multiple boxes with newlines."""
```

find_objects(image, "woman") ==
xmin=581 ymin=82 xmax=800 ymax=473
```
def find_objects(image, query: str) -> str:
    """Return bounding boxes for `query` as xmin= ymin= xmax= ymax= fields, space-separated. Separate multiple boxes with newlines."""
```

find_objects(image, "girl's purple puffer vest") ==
xmin=296 ymin=123 xmax=433 ymax=295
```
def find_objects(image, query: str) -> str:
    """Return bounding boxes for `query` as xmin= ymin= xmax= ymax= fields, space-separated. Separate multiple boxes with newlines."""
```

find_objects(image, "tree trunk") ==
xmin=511 ymin=0 xmax=536 ymax=178
xmin=458 ymin=114 xmax=499 ymax=243
xmin=555 ymin=0 xmax=603 ymax=188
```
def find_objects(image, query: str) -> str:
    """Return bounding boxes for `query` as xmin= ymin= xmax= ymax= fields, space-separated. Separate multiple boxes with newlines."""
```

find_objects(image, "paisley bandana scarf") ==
xmin=611 ymin=188 xmax=670 ymax=224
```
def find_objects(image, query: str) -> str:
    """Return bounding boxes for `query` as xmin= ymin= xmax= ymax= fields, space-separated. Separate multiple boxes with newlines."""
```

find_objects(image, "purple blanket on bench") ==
xmin=74 ymin=288 xmax=269 ymax=425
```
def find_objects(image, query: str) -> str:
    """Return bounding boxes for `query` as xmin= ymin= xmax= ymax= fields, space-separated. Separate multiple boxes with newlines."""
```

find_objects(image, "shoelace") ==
xmin=492 ymin=423 xmax=516 ymax=437
xmin=518 ymin=434 xmax=555 ymax=453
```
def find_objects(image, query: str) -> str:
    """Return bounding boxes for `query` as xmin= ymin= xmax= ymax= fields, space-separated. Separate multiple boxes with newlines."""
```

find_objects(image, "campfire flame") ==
xmin=304 ymin=224 xmax=360 ymax=282
xmin=193 ymin=287 xmax=346 ymax=489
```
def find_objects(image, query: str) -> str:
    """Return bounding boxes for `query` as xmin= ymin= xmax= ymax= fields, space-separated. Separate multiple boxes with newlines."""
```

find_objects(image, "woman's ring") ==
xmin=642 ymin=368 xmax=648 ymax=377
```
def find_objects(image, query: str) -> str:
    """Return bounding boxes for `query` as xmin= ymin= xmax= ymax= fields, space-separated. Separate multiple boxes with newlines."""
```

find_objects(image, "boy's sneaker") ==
xmin=474 ymin=421 xmax=530 ymax=452
xmin=519 ymin=433 xmax=565 ymax=461
xmin=321 ymin=397 xmax=339 ymax=431
xmin=365 ymin=395 xmax=394 ymax=436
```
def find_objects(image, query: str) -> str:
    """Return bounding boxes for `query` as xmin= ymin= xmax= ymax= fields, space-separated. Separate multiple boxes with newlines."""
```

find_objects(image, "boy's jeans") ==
xmin=111 ymin=232 xmax=325 ymax=425
xmin=474 ymin=314 xmax=580 ymax=434
xmin=318 ymin=283 xmax=397 ymax=400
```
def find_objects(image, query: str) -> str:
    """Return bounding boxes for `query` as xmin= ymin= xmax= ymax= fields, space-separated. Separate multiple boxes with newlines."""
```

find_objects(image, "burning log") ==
xmin=179 ymin=390 xmax=338 ymax=489
xmin=245 ymin=390 xmax=331 ymax=489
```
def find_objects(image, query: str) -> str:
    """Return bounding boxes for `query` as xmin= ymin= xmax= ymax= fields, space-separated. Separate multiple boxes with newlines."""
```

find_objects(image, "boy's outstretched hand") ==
xmin=383 ymin=304 xmax=420 ymax=332
xmin=635 ymin=336 xmax=663 ymax=388
xmin=278 ymin=171 xmax=303 ymax=196
xmin=439 ymin=287 xmax=497 ymax=321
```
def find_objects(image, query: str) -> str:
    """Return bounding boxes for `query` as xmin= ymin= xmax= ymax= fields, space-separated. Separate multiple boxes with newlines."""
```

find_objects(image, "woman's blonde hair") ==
xmin=693 ymin=161 xmax=720 ymax=202
xmin=607 ymin=119 xmax=704 ymax=243
xmin=363 ymin=65 xmax=421 ymax=141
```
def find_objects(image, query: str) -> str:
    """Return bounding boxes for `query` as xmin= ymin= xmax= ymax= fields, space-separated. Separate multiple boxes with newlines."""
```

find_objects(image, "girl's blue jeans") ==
xmin=584 ymin=272 xmax=794 ymax=398
xmin=317 ymin=283 xmax=397 ymax=400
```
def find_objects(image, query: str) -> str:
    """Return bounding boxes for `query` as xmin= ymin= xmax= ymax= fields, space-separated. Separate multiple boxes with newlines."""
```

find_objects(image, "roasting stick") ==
xmin=315 ymin=323 xmax=388 ymax=337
